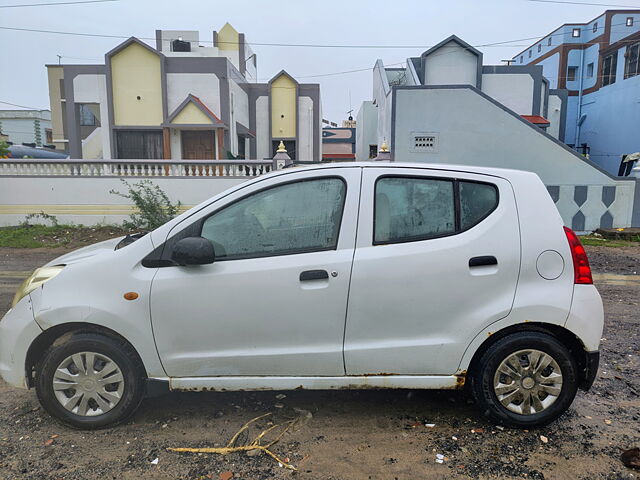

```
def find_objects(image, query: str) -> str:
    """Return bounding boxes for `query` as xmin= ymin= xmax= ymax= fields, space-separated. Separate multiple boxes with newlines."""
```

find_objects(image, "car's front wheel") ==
xmin=471 ymin=331 xmax=579 ymax=427
xmin=35 ymin=332 xmax=145 ymax=429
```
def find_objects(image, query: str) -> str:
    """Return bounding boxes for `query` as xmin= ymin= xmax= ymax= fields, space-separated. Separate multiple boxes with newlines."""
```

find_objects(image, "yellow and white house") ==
xmin=47 ymin=23 xmax=322 ymax=161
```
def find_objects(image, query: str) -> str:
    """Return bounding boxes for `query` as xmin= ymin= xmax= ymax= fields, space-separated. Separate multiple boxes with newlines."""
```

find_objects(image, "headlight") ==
xmin=12 ymin=265 xmax=65 ymax=308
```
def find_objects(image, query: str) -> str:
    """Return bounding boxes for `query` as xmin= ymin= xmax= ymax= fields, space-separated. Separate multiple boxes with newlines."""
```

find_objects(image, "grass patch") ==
xmin=0 ymin=225 xmax=132 ymax=249
xmin=581 ymin=235 xmax=637 ymax=248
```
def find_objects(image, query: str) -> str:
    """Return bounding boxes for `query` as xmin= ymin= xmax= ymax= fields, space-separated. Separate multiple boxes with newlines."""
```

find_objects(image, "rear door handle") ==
xmin=469 ymin=256 xmax=498 ymax=267
xmin=299 ymin=269 xmax=329 ymax=281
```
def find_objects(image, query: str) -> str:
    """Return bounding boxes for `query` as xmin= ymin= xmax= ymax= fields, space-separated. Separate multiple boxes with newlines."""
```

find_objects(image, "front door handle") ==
xmin=469 ymin=256 xmax=498 ymax=267
xmin=300 ymin=269 xmax=329 ymax=281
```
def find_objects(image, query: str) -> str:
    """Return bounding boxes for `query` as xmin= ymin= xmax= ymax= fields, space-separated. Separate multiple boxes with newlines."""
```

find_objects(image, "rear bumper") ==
xmin=579 ymin=350 xmax=600 ymax=391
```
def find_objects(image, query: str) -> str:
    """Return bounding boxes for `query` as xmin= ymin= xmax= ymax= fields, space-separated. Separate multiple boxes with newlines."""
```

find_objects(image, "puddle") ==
xmin=592 ymin=273 xmax=640 ymax=286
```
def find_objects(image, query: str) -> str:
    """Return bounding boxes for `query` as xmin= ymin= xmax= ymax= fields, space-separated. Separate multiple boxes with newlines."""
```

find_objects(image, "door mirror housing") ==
xmin=171 ymin=237 xmax=215 ymax=266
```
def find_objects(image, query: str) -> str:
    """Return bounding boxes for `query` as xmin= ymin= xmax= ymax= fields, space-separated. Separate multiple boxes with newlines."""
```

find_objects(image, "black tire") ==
xmin=471 ymin=331 xmax=578 ymax=428
xmin=35 ymin=332 xmax=146 ymax=429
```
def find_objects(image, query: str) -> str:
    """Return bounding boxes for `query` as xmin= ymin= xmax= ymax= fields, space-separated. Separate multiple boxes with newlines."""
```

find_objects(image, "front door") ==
xmin=344 ymin=167 xmax=521 ymax=376
xmin=149 ymin=168 xmax=362 ymax=377
xmin=181 ymin=130 xmax=215 ymax=160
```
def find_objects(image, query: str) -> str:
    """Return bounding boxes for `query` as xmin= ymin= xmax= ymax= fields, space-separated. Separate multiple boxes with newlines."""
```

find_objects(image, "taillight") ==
xmin=564 ymin=227 xmax=593 ymax=284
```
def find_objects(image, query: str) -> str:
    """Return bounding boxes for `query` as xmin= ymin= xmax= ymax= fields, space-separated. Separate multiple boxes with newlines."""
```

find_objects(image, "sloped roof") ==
xmin=421 ymin=35 xmax=482 ymax=60
xmin=166 ymin=94 xmax=226 ymax=127
xmin=106 ymin=36 xmax=161 ymax=59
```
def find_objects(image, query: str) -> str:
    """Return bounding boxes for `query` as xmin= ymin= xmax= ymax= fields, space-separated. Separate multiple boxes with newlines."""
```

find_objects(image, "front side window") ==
xmin=593 ymin=22 xmax=598 ymax=33
xmin=625 ymin=42 xmax=640 ymax=79
xmin=374 ymin=177 xmax=499 ymax=245
xmin=627 ymin=17 xmax=634 ymax=27
xmin=587 ymin=62 xmax=594 ymax=78
xmin=567 ymin=66 xmax=578 ymax=82
xmin=572 ymin=28 xmax=581 ymax=38
xmin=201 ymin=178 xmax=346 ymax=260
xmin=603 ymin=53 xmax=617 ymax=86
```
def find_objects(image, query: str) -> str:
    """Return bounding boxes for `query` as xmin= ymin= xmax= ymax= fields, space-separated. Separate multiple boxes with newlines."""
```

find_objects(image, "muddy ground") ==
xmin=0 ymin=245 xmax=638 ymax=480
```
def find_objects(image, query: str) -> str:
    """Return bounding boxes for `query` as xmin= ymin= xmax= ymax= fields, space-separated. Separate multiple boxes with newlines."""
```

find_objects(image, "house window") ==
xmin=538 ymin=44 xmax=542 ymax=53
xmin=627 ymin=17 xmax=634 ymax=27
xmin=548 ymin=37 xmax=552 ymax=46
xmin=520 ymin=55 xmax=523 ymax=63
xmin=572 ymin=28 xmax=581 ymax=38
xmin=593 ymin=22 xmax=598 ymax=33
xmin=603 ymin=52 xmax=617 ymax=86
xmin=116 ymin=130 xmax=163 ymax=159
xmin=625 ymin=42 xmax=640 ymax=79
xmin=528 ymin=49 xmax=532 ymax=58
xmin=567 ymin=66 xmax=578 ymax=82
xmin=586 ymin=62 xmax=594 ymax=78
xmin=369 ymin=144 xmax=378 ymax=159
xmin=79 ymin=104 xmax=99 ymax=126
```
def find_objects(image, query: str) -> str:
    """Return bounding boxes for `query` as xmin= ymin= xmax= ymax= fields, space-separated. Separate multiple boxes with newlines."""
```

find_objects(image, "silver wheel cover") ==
xmin=493 ymin=349 xmax=563 ymax=415
xmin=52 ymin=351 xmax=125 ymax=417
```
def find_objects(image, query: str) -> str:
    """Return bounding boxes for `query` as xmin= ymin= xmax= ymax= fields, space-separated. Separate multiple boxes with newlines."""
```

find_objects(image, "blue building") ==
xmin=514 ymin=9 xmax=640 ymax=174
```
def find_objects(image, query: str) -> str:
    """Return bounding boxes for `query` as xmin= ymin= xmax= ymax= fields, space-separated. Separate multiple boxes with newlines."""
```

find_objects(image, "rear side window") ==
xmin=375 ymin=177 xmax=455 ymax=243
xmin=374 ymin=176 xmax=498 ymax=245
xmin=460 ymin=181 xmax=499 ymax=229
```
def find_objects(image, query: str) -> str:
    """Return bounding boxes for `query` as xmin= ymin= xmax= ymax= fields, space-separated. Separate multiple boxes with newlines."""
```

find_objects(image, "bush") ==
xmin=21 ymin=211 xmax=59 ymax=227
xmin=110 ymin=179 xmax=181 ymax=230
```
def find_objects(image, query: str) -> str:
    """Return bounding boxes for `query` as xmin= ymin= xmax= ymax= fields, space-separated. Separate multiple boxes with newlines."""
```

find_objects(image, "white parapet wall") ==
xmin=0 ymin=159 xmax=279 ymax=226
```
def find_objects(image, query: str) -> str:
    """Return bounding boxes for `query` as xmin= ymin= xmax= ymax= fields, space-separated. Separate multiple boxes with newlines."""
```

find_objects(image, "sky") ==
xmin=0 ymin=0 xmax=637 ymax=123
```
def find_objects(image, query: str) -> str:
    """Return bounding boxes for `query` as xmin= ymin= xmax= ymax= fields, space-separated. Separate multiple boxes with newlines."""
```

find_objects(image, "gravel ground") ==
xmin=0 ymin=245 xmax=638 ymax=480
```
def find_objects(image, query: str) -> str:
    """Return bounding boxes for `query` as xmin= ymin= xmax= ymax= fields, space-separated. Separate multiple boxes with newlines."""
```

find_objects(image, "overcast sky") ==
xmin=0 ymin=0 xmax=635 ymax=123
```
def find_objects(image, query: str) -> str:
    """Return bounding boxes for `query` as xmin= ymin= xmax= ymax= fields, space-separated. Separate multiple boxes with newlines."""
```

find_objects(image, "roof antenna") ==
xmin=57 ymin=54 xmax=62 ymax=65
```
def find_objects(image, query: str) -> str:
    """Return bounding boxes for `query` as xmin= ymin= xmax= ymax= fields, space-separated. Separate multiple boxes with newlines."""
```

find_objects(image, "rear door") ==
xmin=344 ymin=167 xmax=521 ymax=375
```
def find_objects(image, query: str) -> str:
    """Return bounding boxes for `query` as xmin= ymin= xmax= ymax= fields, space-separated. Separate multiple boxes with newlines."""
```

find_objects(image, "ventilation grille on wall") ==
xmin=412 ymin=133 xmax=438 ymax=152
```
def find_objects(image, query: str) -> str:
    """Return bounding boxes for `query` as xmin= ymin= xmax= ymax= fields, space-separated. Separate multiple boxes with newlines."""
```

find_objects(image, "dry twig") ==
xmin=167 ymin=413 xmax=299 ymax=470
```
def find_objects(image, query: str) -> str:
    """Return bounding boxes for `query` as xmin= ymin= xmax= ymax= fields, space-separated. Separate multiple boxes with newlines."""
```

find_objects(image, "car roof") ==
xmin=279 ymin=161 xmax=536 ymax=180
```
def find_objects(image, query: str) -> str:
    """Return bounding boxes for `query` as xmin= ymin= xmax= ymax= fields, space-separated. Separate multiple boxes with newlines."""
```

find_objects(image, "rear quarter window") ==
xmin=459 ymin=181 xmax=499 ymax=230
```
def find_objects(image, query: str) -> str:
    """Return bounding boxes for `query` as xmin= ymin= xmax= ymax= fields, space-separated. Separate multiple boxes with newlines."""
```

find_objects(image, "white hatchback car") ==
xmin=1 ymin=163 xmax=603 ymax=429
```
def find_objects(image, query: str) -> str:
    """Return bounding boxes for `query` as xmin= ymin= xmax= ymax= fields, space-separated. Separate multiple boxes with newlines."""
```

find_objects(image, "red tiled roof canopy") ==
xmin=521 ymin=115 xmax=550 ymax=126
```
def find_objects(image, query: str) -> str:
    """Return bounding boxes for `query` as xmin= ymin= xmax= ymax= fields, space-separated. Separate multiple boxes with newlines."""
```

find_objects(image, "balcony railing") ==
xmin=0 ymin=159 xmax=281 ymax=178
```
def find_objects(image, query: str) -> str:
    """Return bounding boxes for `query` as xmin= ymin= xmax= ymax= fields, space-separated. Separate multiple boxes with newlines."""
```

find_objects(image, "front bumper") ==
xmin=0 ymin=295 xmax=42 ymax=388
xmin=579 ymin=350 xmax=600 ymax=391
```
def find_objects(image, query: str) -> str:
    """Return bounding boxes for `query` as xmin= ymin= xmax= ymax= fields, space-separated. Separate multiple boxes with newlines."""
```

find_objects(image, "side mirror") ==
xmin=171 ymin=237 xmax=215 ymax=266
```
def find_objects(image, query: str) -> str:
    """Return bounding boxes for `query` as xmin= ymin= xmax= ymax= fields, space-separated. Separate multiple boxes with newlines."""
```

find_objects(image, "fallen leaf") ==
xmin=540 ymin=435 xmax=548 ymax=444
xmin=604 ymin=419 xmax=612 ymax=425
xmin=44 ymin=439 xmax=54 ymax=446
xmin=471 ymin=428 xmax=485 ymax=434
xmin=219 ymin=472 xmax=233 ymax=480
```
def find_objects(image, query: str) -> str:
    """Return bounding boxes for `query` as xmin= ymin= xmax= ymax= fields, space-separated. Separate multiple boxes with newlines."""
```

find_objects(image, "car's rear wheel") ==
xmin=35 ymin=332 xmax=145 ymax=429
xmin=471 ymin=332 xmax=579 ymax=427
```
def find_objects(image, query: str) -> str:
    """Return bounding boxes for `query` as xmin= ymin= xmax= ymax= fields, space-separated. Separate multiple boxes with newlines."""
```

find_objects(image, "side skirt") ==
xmin=169 ymin=374 xmax=465 ymax=392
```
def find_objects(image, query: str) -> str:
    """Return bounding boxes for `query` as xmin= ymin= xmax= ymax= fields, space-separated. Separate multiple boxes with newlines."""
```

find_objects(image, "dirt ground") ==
xmin=0 ymin=245 xmax=638 ymax=480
